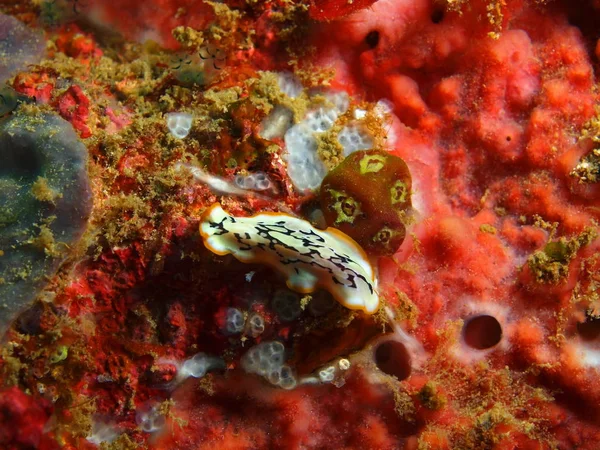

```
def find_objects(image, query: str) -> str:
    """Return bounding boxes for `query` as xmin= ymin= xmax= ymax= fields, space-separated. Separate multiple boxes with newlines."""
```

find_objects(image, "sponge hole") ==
xmin=364 ymin=30 xmax=380 ymax=49
xmin=374 ymin=340 xmax=411 ymax=380
xmin=463 ymin=315 xmax=502 ymax=349
xmin=431 ymin=8 xmax=444 ymax=24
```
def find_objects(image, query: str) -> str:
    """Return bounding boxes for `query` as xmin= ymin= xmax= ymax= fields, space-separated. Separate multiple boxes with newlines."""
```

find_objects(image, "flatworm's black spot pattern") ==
xmin=206 ymin=218 xmax=375 ymax=296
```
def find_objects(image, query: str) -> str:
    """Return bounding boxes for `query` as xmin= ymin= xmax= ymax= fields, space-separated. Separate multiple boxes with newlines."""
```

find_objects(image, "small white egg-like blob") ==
xmin=225 ymin=307 xmax=245 ymax=334
xmin=166 ymin=112 xmax=193 ymax=139
xmin=136 ymin=405 xmax=166 ymax=433
xmin=247 ymin=313 xmax=265 ymax=337
xmin=179 ymin=352 xmax=225 ymax=380
xmin=319 ymin=366 xmax=335 ymax=383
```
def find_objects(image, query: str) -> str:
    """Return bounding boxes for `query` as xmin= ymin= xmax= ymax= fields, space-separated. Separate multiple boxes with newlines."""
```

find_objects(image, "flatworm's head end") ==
xmin=199 ymin=203 xmax=231 ymax=256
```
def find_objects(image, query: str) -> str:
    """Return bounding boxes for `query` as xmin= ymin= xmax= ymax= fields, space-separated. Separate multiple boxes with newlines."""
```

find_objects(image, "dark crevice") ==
xmin=375 ymin=340 xmax=411 ymax=380
xmin=365 ymin=30 xmax=380 ymax=49
xmin=431 ymin=8 xmax=444 ymax=24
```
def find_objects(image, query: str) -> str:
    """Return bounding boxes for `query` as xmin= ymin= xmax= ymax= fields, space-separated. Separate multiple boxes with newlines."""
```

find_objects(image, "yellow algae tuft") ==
xmin=29 ymin=223 xmax=62 ymax=258
xmin=528 ymin=227 xmax=597 ymax=284
xmin=31 ymin=176 xmax=62 ymax=204
xmin=171 ymin=26 xmax=205 ymax=50
xmin=199 ymin=204 xmax=379 ymax=314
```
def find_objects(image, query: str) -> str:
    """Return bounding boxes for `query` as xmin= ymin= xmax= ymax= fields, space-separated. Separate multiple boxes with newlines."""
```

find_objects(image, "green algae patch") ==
xmin=418 ymin=382 xmax=447 ymax=410
xmin=31 ymin=177 xmax=62 ymax=204
xmin=528 ymin=227 xmax=597 ymax=284
xmin=320 ymin=149 xmax=413 ymax=256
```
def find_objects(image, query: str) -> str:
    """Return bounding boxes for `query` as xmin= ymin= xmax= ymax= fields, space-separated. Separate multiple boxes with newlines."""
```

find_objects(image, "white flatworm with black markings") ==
xmin=199 ymin=204 xmax=379 ymax=314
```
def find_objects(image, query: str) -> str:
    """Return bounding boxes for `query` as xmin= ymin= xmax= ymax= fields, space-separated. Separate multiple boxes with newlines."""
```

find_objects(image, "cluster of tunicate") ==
xmin=224 ymin=307 xmax=245 ymax=334
xmin=259 ymin=71 xmax=385 ymax=192
xmin=0 ymin=14 xmax=45 ymax=83
xmin=241 ymin=341 xmax=296 ymax=389
xmin=319 ymin=149 xmax=412 ymax=256
xmin=246 ymin=313 xmax=265 ymax=337
xmin=258 ymin=72 xmax=355 ymax=191
xmin=337 ymin=124 xmax=373 ymax=157
xmin=277 ymin=72 xmax=303 ymax=98
xmin=317 ymin=358 xmax=351 ymax=384
xmin=284 ymin=101 xmax=347 ymax=191
xmin=234 ymin=172 xmax=272 ymax=191
xmin=177 ymin=352 xmax=225 ymax=382
xmin=166 ymin=112 xmax=193 ymax=139
xmin=272 ymin=289 xmax=303 ymax=322
xmin=319 ymin=366 xmax=335 ymax=382
xmin=260 ymin=72 xmax=400 ymax=193
xmin=136 ymin=404 xmax=166 ymax=433
xmin=0 ymin=113 xmax=92 ymax=337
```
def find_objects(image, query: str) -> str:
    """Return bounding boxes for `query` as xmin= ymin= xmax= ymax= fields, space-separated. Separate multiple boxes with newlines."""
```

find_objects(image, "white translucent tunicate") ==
xmin=324 ymin=91 xmax=350 ymax=114
xmin=225 ymin=307 xmax=245 ymax=334
xmin=337 ymin=125 xmax=373 ymax=157
xmin=283 ymin=123 xmax=327 ymax=191
xmin=339 ymin=358 xmax=351 ymax=371
xmin=283 ymin=107 xmax=338 ymax=191
xmin=166 ymin=112 xmax=193 ymax=139
xmin=260 ymin=105 xmax=294 ymax=140
xmin=242 ymin=341 xmax=285 ymax=376
xmin=374 ymin=99 xmax=394 ymax=117
xmin=136 ymin=405 xmax=166 ymax=434
xmin=277 ymin=72 xmax=303 ymax=98
xmin=234 ymin=172 xmax=272 ymax=191
xmin=309 ymin=89 xmax=349 ymax=115
xmin=241 ymin=341 xmax=296 ymax=389
xmin=179 ymin=352 xmax=225 ymax=381
xmin=252 ymin=172 xmax=271 ymax=190
xmin=86 ymin=420 xmax=120 ymax=445
xmin=281 ymin=89 xmax=351 ymax=191
xmin=276 ymin=365 xmax=297 ymax=390
xmin=234 ymin=174 xmax=246 ymax=189
xmin=272 ymin=289 xmax=303 ymax=322
xmin=374 ymin=99 xmax=398 ymax=148
xmin=247 ymin=313 xmax=265 ymax=337
xmin=304 ymin=107 xmax=339 ymax=133
xmin=318 ymin=366 xmax=336 ymax=383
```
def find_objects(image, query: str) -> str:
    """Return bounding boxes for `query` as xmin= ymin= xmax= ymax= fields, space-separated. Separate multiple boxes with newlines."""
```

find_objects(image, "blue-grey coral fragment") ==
xmin=0 ymin=113 xmax=92 ymax=336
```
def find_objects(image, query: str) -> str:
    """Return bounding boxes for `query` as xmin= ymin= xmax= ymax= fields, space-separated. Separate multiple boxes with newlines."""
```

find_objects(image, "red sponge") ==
xmin=309 ymin=0 xmax=379 ymax=21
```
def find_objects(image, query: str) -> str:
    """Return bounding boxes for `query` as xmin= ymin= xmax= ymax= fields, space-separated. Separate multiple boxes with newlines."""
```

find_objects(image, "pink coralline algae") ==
xmin=2 ymin=0 xmax=600 ymax=449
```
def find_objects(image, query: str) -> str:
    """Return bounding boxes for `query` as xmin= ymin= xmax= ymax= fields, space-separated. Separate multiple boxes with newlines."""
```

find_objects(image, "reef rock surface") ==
xmin=1 ymin=0 xmax=600 ymax=449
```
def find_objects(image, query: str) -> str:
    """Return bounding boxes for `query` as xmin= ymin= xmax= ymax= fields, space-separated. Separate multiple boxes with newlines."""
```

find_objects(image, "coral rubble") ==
xmin=1 ymin=0 xmax=600 ymax=449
